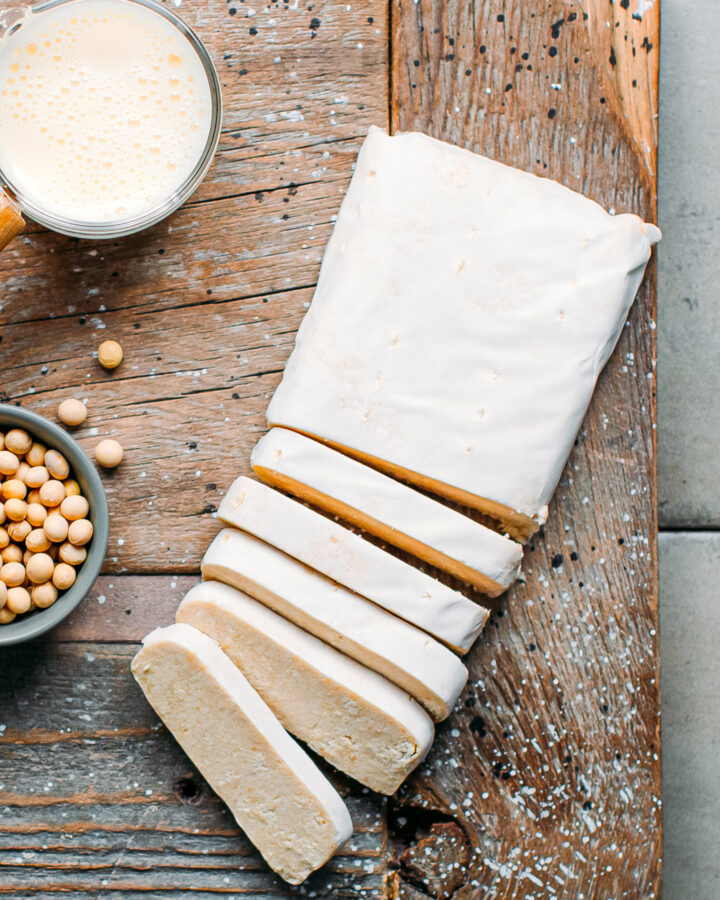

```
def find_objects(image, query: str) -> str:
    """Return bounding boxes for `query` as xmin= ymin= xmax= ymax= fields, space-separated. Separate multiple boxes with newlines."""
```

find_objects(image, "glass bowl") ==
xmin=0 ymin=0 xmax=222 ymax=239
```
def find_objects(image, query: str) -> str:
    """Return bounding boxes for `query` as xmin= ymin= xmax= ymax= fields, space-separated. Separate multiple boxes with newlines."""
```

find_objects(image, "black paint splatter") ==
xmin=470 ymin=716 xmax=487 ymax=737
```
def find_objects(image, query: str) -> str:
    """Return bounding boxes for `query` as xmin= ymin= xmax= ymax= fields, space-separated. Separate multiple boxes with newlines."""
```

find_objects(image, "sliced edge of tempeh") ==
xmin=251 ymin=427 xmax=522 ymax=596
xmin=217 ymin=476 xmax=488 ymax=653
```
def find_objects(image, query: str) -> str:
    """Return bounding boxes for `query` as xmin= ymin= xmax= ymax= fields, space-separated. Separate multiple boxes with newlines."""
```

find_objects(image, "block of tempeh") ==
xmin=267 ymin=127 xmax=660 ymax=540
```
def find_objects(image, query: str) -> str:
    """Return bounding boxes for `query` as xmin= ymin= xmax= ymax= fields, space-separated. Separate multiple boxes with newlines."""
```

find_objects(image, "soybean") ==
xmin=95 ymin=439 xmax=123 ymax=468
xmin=98 ymin=340 xmax=123 ymax=369
xmin=4 ymin=429 xmax=31 ymax=456
xmin=26 ymin=553 xmax=54 ymax=584
xmin=58 ymin=398 xmax=88 ymax=427
xmin=44 ymin=449 xmax=70 ymax=480
xmin=6 ymin=586 xmax=31 ymax=614
xmin=68 ymin=519 xmax=93 ymax=546
xmin=43 ymin=513 xmax=69 ymax=543
xmin=32 ymin=582 xmax=58 ymax=609
xmin=52 ymin=563 xmax=76 ymax=591
xmin=39 ymin=480 xmax=65 ymax=508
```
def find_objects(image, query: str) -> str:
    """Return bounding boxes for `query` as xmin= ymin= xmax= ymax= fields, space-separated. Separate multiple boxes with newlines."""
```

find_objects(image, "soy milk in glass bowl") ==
xmin=0 ymin=0 xmax=222 ymax=239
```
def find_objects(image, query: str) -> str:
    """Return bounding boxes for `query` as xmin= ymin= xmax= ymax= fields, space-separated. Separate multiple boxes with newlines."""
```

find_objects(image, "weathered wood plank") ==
xmin=0 ymin=642 xmax=387 ymax=898
xmin=585 ymin=0 xmax=660 ymax=177
xmin=389 ymin=2 xmax=660 ymax=898
xmin=51 ymin=575 xmax=199 ymax=641
xmin=1 ymin=287 xmax=309 ymax=572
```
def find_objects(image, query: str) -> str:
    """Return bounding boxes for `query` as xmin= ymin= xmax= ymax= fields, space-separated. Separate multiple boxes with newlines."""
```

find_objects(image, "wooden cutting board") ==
xmin=0 ymin=1 xmax=660 ymax=897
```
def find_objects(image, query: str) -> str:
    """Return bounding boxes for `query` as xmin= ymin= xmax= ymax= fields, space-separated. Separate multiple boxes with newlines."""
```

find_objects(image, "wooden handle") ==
xmin=0 ymin=189 xmax=24 ymax=250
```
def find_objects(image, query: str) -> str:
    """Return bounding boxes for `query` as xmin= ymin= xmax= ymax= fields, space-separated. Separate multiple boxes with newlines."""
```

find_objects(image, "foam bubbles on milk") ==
xmin=0 ymin=0 xmax=213 ymax=223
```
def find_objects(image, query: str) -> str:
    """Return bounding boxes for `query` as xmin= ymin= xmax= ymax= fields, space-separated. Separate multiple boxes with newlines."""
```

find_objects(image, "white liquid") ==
xmin=0 ymin=0 xmax=213 ymax=223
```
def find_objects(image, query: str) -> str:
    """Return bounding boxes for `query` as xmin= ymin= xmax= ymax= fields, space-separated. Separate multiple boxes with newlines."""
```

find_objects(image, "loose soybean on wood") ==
xmin=57 ymin=399 xmax=88 ymax=427
xmin=97 ymin=340 xmax=123 ymax=369
xmin=94 ymin=439 xmax=123 ymax=468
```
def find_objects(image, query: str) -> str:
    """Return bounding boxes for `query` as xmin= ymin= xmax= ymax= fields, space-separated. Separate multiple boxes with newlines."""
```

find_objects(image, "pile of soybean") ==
xmin=0 ymin=428 xmax=93 ymax=624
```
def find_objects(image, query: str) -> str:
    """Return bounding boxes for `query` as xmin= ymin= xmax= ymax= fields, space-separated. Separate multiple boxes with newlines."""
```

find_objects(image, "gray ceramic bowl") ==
xmin=0 ymin=404 xmax=109 ymax=646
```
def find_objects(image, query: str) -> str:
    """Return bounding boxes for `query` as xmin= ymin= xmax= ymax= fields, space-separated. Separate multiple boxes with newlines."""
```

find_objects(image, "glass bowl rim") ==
xmin=0 ymin=0 xmax=223 ymax=239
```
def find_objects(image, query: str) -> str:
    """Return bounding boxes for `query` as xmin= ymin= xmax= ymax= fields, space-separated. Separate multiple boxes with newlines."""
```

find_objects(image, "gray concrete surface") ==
xmin=658 ymin=2 xmax=720 ymax=896
xmin=659 ymin=534 xmax=720 ymax=900
xmin=658 ymin=0 xmax=720 ymax=527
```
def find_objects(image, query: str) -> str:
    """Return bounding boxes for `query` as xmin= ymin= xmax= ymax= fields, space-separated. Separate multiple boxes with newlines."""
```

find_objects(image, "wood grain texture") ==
xmin=50 ymin=575 xmax=200 ymax=641
xmin=585 ymin=0 xmax=660 ymax=177
xmin=390 ymin=1 xmax=660 ymax=898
